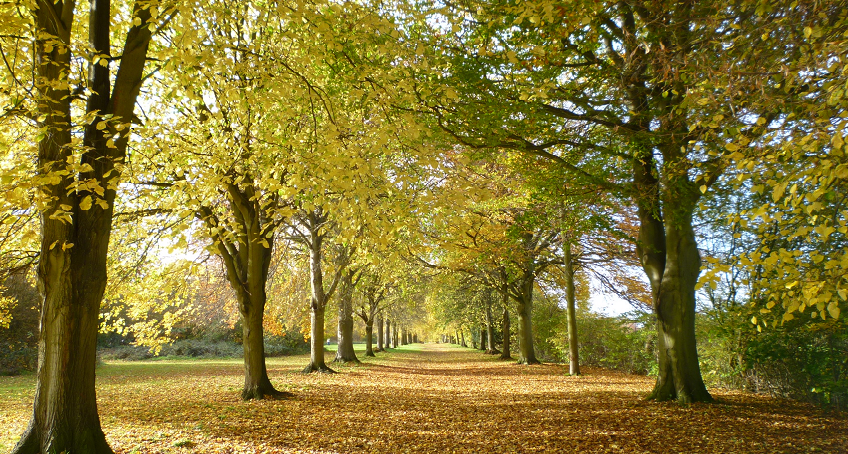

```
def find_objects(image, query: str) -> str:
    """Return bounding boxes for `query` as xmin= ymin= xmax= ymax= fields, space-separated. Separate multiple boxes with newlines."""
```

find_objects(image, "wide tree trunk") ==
xmin=632 ymin=147 xmax=711 ymax=403
xmin=241 ymin=300 xmax=288 ymax=399
xmin=376 ymin=316 xmax=384 ymax=352
xmin=334 ymin=272 xmax=359 ymax=363
xmin=500 ymin=304 xmax=512 ymax=360
xmin=13 ymin=2 xmax=153 ymax=452
xmin=303 ymin=304 xmax=334 ymax=373
xmin=364 ymin=322 xmax=375 ymax=357
xmin=648 ymin=211 xmax=712 ymax=403
xmin=480 ymin=327 xmax=487 ymax=351
xmin=564 ymin=242 xmax=580 ymax=376
xmin=393 ymin=326 xmax=399 ymax=348
xmin=516 ymin=277 xmax=539 ymax=365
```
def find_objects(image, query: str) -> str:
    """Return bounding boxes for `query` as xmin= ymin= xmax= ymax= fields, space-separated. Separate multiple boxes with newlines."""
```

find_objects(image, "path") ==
xmin=1 ymin=343 xmax=846 ymax=453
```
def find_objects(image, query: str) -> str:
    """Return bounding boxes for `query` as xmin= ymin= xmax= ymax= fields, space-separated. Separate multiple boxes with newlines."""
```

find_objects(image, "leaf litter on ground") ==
xmin=1 ymin=343 xmax=846 ymax=453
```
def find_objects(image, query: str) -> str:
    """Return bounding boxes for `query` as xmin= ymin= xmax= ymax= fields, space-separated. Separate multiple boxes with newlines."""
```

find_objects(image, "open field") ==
xmin=1 ymin=343 xmax=846 ymax=453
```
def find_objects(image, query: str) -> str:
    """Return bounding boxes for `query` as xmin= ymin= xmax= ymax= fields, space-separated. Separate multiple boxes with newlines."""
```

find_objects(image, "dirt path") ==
xmin=1 ymin=343 xmax=846 ymax=453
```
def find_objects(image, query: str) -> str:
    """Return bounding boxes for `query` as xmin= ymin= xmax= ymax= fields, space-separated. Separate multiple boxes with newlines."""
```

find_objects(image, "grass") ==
xmin=1 ymin=343 xmax=847 ymax=453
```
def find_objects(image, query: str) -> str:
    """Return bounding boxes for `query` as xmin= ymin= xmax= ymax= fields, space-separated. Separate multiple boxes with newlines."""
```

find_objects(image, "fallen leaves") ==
xmin=1 ymin=344 xmax=846 ymax=453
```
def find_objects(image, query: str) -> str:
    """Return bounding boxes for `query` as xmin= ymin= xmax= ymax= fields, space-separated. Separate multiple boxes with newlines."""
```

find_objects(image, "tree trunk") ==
xmin=364 ymin=322 xmax=375 ymax=357
xmin=460 ymin=330 xmax=467 ymax=347
xmin=303 ymin=215 xmax=334 ymax=374
xmin=13 ymin=2 xmax=153 ymax=452
xmin=334 ymin=272 xmax=359 ymax=363
xmin=516 ymin=276 xmax=539 ymax=364
xmin=485 ymin=300 xmax=499 ymax=355
xmin=241 ymin=301 xmax=288 ymax=399
xmin=500 ymin=304 xmax=512 ymax=360
xmin=401 ymin=327 xmax=408 ymax=345
xmin=376 ymin=316 xmax=384 ymax=352
xmin=303 ymin=304 xmax=334 ymax=373
xmin=564 ymin=241 xmax=580 ymax=376
xmin=393 ymin=326 xmax=399 ymax=348
xmin=648 ymin=211 xmax=712 ymax=403
xmin=480 ymin=326 xmax=487 ymax=351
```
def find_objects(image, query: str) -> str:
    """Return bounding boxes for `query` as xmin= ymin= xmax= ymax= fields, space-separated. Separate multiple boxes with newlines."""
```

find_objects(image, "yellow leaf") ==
xmin=833 ymin=133 xmax=844 ymax=150
xmin=79 ymin=196 xmax=93 ymax=211
xmin=699 ymin=185 xmax=707 ymax=194
xmin=725 ymin=142 xmax=740 ymax=152
xmin=750 ymin=316 xmax=757 ymax=325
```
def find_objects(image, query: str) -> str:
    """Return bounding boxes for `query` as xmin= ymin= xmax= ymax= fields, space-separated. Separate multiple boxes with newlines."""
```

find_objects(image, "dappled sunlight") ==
xmin=1 ymin=344 xmax=846 ymax=453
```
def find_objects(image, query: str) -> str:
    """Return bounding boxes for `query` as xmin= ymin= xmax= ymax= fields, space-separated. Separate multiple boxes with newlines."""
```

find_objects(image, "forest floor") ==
xmin=1 ymin=343 xmax=846 ymax=453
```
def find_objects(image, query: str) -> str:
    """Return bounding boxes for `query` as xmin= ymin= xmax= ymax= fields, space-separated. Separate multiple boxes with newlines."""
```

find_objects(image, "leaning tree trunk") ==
xmin=334 ymin=272 xmax=359 ymax=363
xmin=376 ymin=316 xmax=384 ymax=352
xmin=500 ymin=304 xmax=512 ymax=360
xmin=13 ymin=3 xmax=153 ymax=452
xmin=564 ymin=241 xmax=580 ymax=376
xmin=516 ymin=276 xmax=540 ymax=365
xmin=364 ymin=321 xmax=375 ymax=357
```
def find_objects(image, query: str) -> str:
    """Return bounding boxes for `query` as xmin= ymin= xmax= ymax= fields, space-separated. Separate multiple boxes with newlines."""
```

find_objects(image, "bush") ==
xmin=573 ymin=311 xmax=656 ymax=375
xmin=98 ymin=329 xmax=309 ymax=361
xmin=697 ymin=309 xmax=847 ymax=411
xmin=0 ymin=273 xmax=40 ymax=375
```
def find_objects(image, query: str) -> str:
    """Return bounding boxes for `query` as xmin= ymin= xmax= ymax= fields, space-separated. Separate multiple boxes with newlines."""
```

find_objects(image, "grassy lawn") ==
xmin=1 ymin=343 xmax=846 ymax=453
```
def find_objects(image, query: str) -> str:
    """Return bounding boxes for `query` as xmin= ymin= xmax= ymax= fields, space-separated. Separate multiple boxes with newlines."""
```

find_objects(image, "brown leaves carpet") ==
xmin=1 ymin=343 xmax=846 ymax=453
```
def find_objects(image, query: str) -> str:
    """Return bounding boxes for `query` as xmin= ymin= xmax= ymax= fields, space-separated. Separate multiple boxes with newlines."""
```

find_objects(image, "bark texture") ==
xmin=376 ymin=316 xmax=384 ymax=352
xmin=515 ymin=274 xmax=539 ymax=365
xmin=13 ymin=2 xmax=153 ymax=452
xmin=334 ymin=271 xmax=359 ymax=364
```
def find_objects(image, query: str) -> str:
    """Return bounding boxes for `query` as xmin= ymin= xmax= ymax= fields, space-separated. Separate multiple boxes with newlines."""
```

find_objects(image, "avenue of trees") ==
xmin=0 ymin=0 xmax=846 ymax=452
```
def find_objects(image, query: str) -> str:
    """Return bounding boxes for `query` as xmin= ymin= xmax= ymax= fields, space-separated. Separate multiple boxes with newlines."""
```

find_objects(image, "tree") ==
xmin=1 ymin=0 xmax=172 ymax=450
xmin=356 ymin=263 xmax=394 ymax=357
xmin=289 ymin=209 xmax=346 ymax=373
xmin=407 ymin=0 xmax=839 ymax=402
xmin=334 ymin=252 xmax=361 ymax=364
